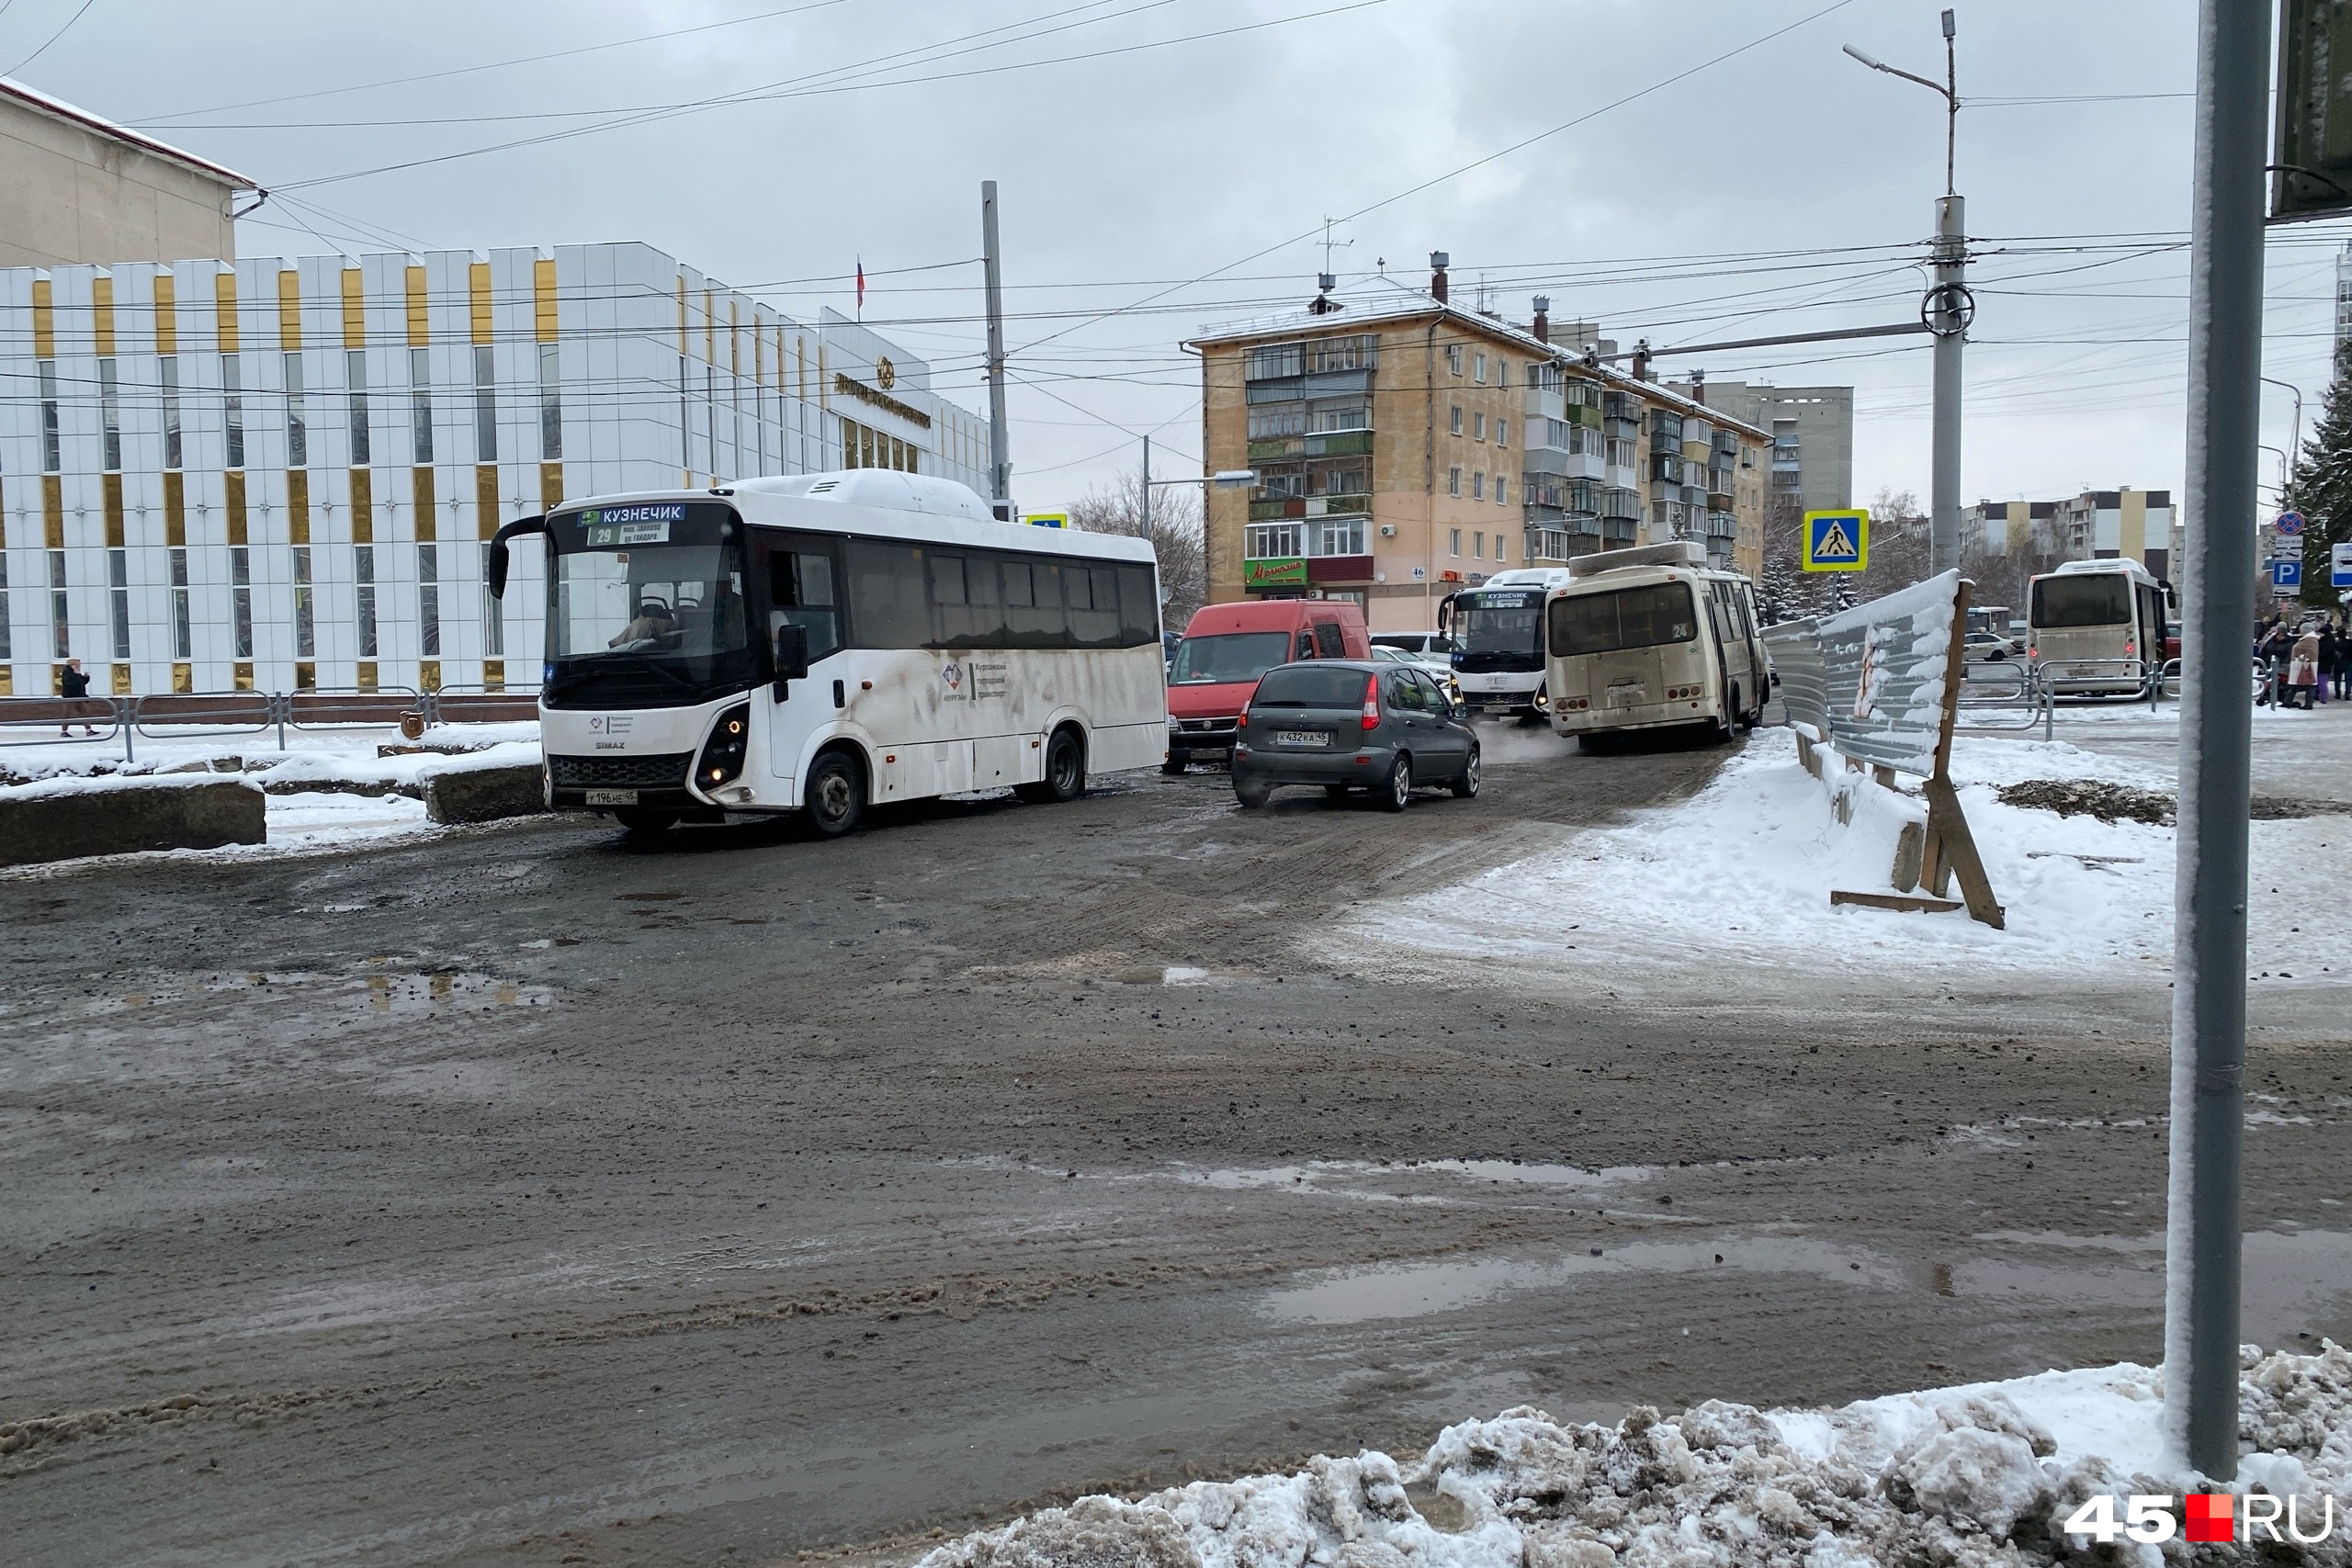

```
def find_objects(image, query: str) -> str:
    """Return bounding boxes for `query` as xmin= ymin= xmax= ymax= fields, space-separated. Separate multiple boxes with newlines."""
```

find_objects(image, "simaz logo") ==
xmin=2064 ymin=1493 xmax=2336 ymax=1546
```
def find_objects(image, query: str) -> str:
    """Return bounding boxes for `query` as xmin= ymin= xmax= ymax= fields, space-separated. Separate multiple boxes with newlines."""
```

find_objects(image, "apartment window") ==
xmin=169 ymin=548 xmax=190 ymax=659
xmin=1474 ymin=531 xmax=1486 ymax=558
xmin=39 ymin=361 xmax=60 ymax=472
xmin=49 ymin=549 xmax=69 ymax=657
xmin=1496 ymin=360 xmax=1509 ymax=390
xmin=1473 ymin=352 xmax=1487 ymax=384
xmin=1607 ymin=437 xmax=1635 ymax=468
xmin=1312 ymin=405 xmax=1368 ymax=432
xmin=1248 ymin=406 xmax=1306 ymax=440
xmin=418 ymin=543 xmax=440 ymax=656
xmin=1495 ymin=476 xmax=1510 ymax=506
xmin=355 ymin=544 xmax=378 ymax=658
xmin=108 ymin=548 xmax=130 ymax=660
xmin=284 ymin=351 xmax=307 ymax=468
xmin=472 ymin=344 xmax=497 ymax=462
xmin=230 ymin=547 xmax=253 ymax=659
xmin=161 ymin=356 xmax=183 ymax=469
xmin=409 ymin=346 xmax=434 ymax=463
xmin=1446 ymin=344 xmax=1464 ymax=376
xmin=1449 ymin=528 xmax=1462 ymax=556
xmin=1473 ymin=412 xmax=1486 ymax=442
xmin=1472 ymin=472 xmax=1485 ymax=501
xmin=0 ymin=551 xmax=11 ymax=660
xmin=1497 ymin=418 xmax=1509 ymax=449
xmin=99 ymin=360 xmax=121 ymax=471
xmin=1496 ymin=534 xmax=1510 ymax=563
xmin=1447 ymin=467 xmax=1462 ymax=497
xmin=538 ymin=342 xmax=562 ymax=461
xmin=292 ymin=546 xmax=315 ymax=658
xmin=222 ymin=353 xmax=245 ymax=468
xmin=1244 ymin=342 xmax=1305 ymax=381
xmin=346 ymin=350 xmax=370 ymax=466
xmin=1450 ymin=405 xmax=1464 ymax=436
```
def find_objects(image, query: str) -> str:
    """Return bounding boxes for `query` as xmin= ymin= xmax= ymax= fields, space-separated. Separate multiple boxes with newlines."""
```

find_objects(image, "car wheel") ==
xmin=1234 ymin=777 xmax=1272 ymax=809
xmin=1017 ymin=726 xmax=1086 ymax=803
xmin=614 ymin=808 xmax=677 ymax=837
xmin=802 ymin=749 xmax=865 ymax=836
xmin=1161 ymin=750 xmax=1189 ymax=775
xmin=1450 ymin=746 xmax=1480 ymax=798
xmin=1378 ymin=755 xmax=1412 ymax=812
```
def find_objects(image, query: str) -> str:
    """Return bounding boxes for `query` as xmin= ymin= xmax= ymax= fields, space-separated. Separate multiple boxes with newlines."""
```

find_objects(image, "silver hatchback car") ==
xmin=1230 ymin=660 xmax=1481 ymax=811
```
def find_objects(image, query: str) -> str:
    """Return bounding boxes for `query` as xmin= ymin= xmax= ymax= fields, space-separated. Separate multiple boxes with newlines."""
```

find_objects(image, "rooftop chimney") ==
xmin=1430 ymin=251 xmax=1450 ymax=304
xmin=1690 ymin=367 xmax=1705 ymax=406
xmin=1532 ymin=295 xmax=1550 ymax=344
xmin=1309 ymin=271 xmax=1340 ymax=314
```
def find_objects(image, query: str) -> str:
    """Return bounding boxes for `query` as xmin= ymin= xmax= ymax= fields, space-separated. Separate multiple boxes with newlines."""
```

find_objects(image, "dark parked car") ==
xmin=1230 ymin=660 xmax=1479 ymax=811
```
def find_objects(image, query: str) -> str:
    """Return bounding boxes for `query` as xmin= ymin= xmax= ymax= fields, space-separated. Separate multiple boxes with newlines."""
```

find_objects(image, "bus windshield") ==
xmin=1548 ymin=581 xmax=1698 ymax=657
xmin=544 ymin=502 xmax=754 ymax=706
xmin=1170 ymin=631 xmax=1291 ymax=685
xmin=1453 ymin=591 xmax=1546 ymax=657
xmin=2031 ymin=574 xmax=2129 ymax=628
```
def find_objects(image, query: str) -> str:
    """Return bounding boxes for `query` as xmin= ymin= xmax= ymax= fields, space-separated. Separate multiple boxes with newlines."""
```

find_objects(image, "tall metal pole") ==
xmin=981 ymin=180 xmax=1012 ymax=520
xmin=1141 ymin=434 xmax=1151 ymax=534
xmin=2165 ymin=0 xmax=2267 ymax=1482
xmin=1929 ymin=194 xmax=1965 ymax=577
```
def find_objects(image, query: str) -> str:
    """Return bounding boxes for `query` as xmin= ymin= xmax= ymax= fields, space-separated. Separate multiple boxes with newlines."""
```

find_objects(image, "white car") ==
xmin=1371 ymin=643 xmax=1463 ymax=704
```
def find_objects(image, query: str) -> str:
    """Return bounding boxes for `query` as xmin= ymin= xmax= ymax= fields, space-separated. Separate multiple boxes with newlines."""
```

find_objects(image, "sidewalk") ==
xmin=2059 ymin=692 xmax=2352 ymax=807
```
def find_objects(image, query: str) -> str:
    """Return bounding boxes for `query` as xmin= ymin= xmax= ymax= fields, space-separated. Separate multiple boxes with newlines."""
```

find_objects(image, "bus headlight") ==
xmin=697 ymin=703 xmax=752 ymax=789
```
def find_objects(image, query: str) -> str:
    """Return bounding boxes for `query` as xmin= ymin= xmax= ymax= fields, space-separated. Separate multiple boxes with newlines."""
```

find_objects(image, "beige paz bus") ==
xmin=1544 ymin=541 xmax=1770 ymax=749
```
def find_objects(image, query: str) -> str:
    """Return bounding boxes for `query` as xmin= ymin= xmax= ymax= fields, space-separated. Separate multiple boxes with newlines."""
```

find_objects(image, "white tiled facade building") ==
xmin=0 ymin=241 xmax=990 ymax=697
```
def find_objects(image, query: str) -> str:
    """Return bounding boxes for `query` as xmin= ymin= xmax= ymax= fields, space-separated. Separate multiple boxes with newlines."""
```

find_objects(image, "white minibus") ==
xmin=490 ymin=470 xmax=1168 ymax=836
xmin=2027 ymin=558 xmax=2168 ymax=697
xmin=1543 ymin=541 xmax=1770 ymax=747
xmin=1439 ymin=567 xmax=1579 ymax=721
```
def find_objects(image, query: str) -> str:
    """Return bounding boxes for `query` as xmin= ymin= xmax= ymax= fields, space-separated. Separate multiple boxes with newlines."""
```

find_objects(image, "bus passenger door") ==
xmin=762 ymin=537 xmax=846 ymax=788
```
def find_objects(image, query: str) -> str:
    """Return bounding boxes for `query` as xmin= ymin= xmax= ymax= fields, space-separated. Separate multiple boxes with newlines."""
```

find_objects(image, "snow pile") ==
xmin=918 ymin=1348 xmax=2352 ymax=1568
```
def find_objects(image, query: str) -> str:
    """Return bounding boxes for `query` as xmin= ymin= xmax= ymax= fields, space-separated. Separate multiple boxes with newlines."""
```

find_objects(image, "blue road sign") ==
xmin=2333 ymin=541 xmax=2352 ymax=588
xmin=2277 ymin=510 xmax=2306 ymax=536
xmin=1802 ymin=509 xmax=1869 ymax=571
xmin=2271 ymin=558 xmax=2303 ymax=590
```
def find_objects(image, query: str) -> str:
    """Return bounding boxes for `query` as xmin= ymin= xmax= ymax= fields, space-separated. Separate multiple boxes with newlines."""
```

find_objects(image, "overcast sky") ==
xmin=9 ymin=0 xmax=2337 ymax=516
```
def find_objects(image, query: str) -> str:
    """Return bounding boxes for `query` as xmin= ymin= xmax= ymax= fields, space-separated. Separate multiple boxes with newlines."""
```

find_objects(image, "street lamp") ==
xmin=1845 ymin=10 xmax=1967 ymax=577
xmin=1138 ymin=431 xmax=1255 ymax=532
xmin=2261 ymin=376 xmax=2302 ymax=475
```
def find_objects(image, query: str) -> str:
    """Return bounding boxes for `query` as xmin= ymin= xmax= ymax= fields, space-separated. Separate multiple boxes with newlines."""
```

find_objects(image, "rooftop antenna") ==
xmin=1317 ymin=216 xmax=1353 ymax=282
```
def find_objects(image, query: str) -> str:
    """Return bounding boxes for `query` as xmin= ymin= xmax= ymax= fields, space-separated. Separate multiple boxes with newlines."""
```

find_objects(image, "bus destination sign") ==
xmin=578 ymin=502 xmax=687 ymax=547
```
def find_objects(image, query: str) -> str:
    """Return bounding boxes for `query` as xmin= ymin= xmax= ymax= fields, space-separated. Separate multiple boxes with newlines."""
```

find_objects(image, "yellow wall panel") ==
xmin=342 ymin=267 xmax=366 ymax=349
xmin=92 ymin=275 xmax=115 ymax=356
xmin=224 ymin=470 xmax=247 ymax=545
xmin=42 ymin=475 xmax=62 ymax=547
xmin=349 ymin=467 xmax=372 ymax=544
xmin=103 ymin=474 xmax=124 ymax=547
xmin=288 ymin=468 xmax=310 ymax=546
xmin=412 ymin=466 xmax=435 ymax=542
xmin=164 ymin=471 xmax=186 ymax=547
xmin=153 ymin=271 xmax=177 ymax=355
xmin=214 ymin=269 xmax=238 ymax=353
xmin=469 ymin=262 xmax=492 ymax=344
xmin=405 ymin=265 xmax=429 ymax=346
xmin=32 ymin=277 xmax=53 ymax=358
xmin=476 ymin=463 xmax=500 ymax=539
xmin=533 ymin=256 xmax=558 ymax=343
xmin=277 ymin=268 xmax=301 ymax=350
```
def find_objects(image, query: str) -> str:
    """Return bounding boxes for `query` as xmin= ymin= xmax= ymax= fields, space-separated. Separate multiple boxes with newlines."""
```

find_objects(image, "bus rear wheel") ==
xmin=803 ymin=749 xmax=865 ymax=837
xmin=1017 ymin=726 xmax=1086 ymax=804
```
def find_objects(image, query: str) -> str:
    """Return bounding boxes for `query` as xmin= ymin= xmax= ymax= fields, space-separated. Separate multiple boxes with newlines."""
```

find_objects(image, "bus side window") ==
xmin=768 ymin=547 xmax=842 ymax=661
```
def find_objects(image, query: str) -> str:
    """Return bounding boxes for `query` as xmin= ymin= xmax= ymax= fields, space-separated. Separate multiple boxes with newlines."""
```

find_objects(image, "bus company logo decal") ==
xmin=587 ymin=716 xmax=633 ymax=735
xmin=940 ymin=660 xmax=964 ymax=695
xmin=2063 ymin=1492 xmax=2335 ymax=1546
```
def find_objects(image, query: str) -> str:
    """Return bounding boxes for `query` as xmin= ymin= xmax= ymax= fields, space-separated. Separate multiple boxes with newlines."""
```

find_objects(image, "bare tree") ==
xmin=1069 ymin=471 xmax=1207 ymax=628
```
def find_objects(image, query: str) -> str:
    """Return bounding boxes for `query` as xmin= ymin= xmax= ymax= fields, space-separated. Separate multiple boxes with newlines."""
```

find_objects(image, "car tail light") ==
xmin=1361 ymin=673 xmax=1381 ymax=730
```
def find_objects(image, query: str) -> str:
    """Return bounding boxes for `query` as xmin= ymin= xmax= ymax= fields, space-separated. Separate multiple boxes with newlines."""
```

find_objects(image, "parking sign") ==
xmin=2272 ymin=558 xmax=2303 ymax=590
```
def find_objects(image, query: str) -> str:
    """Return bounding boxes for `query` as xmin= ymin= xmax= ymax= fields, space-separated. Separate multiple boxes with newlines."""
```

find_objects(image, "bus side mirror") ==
xmin=773 ymin=624 xmax=810 ymax=698
xmin=486 ymin=513 xmax=546 ymax=602
xmin=488 ymin=541 xmax=510 ymax=601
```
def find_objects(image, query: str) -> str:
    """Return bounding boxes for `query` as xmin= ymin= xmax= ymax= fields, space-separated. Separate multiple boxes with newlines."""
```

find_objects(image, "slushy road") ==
xmin=5 ymin=724 xmax=2347 ymax=1567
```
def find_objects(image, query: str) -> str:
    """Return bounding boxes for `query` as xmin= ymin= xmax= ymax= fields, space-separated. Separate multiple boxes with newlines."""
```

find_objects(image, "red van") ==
xmin=1164 ymin=599 xmax=1371 ymax=772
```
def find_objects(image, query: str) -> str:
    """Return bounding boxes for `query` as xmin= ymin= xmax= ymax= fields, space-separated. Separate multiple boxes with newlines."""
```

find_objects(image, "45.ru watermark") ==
xmin=2064 ymin=1492 xmax=2338 ymax=1545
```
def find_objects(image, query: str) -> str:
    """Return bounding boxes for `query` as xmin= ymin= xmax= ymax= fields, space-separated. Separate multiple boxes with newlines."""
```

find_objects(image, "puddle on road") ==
xmin=1945 ymin=1227 xmax=2352 ymax=1348
xmin=359 ymin=972 xmax=548 ymax=1014
xmin=1262 ymin=1235 xmax=1902 ymax=1325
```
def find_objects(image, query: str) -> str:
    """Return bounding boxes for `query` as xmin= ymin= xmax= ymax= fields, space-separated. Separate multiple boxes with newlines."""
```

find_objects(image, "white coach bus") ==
xmin=490 ymin=471 xmax=1168 ymax=836
xmin=1543 ymin=541 xmax=1770 ymax=748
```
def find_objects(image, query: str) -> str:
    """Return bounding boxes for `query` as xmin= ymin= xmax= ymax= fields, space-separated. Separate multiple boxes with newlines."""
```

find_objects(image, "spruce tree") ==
xmin=2286 ymin=337 xmax=2352 ymax=608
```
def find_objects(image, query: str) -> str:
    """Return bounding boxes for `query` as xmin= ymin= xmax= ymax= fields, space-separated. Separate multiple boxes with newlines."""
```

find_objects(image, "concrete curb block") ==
xmin=0 ymin=778 xmax=266 ymax=867
xmin=422 ymin=763 xmax=547 ymax=826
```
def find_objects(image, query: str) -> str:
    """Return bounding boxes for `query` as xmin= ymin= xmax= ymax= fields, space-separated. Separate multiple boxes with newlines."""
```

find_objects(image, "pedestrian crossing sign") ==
xmin=1803 ymin=509 xmax=1870 ymax=571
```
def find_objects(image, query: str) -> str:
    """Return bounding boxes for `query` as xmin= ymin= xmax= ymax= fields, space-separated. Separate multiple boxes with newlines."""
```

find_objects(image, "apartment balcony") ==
xmin=1250 ymin=497 xmax=1306 ymax=522
xmin=1522 ymin=447 xmax=1604 ymax=479
xmin=1601 ymin=517 xmax=1638 ymax=545
xmin=1246 ymin=427 xmax=1374 ymax=463
xmin=1713 ymin=431 xmax=1740 ymax=459
xmin=1704 ymin=511 xmax=1738 ymax=540
xmin=1602 ymin=391 xmax=1641 ymax=423
xmin=1650 ymin=453 xmax=1685 ymax=484
xmin=1307 ymin=493 xmax=1371 ymax=516
xmin=1602 ymin=416 xmax=1641 ymax=442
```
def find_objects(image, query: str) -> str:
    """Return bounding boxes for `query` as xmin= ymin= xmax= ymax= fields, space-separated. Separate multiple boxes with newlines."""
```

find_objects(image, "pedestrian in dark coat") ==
xmin=57 ymin=657 xmax=98 ymax=737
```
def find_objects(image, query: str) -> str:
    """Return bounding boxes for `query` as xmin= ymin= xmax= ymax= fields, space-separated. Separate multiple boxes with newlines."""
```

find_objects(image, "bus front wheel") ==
xmin=803 ymin=749 xmax=865 ymax=837
xmin=1017 ymin=726 xmax=1086 ymax=804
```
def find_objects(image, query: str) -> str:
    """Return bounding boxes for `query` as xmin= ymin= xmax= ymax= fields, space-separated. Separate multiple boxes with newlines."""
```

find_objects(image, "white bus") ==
xmin=2027 ymin=558 xmax=2168 ymax=697
xmin=490 ymin=470 xmax=1168 ymax=836
xmin=1543 ymin=541 xmax=1770 ymax=747
xmin=1439 ymin=567 xmax=1579 ymax=722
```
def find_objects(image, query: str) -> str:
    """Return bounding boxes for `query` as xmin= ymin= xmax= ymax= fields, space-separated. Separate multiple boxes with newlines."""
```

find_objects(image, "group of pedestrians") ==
xmin=2256 ymin=614 xmax=2352 ymax=709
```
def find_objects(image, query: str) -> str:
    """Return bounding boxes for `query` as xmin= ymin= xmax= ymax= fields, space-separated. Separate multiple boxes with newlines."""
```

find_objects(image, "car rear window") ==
xmin=1252 ymin=665 xmax=1372 ymax=708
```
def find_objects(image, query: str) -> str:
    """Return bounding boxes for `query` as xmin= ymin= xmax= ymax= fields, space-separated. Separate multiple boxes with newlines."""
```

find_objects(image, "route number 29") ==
xmin=2064 ymin=1495 xmax=2177 ymax=1544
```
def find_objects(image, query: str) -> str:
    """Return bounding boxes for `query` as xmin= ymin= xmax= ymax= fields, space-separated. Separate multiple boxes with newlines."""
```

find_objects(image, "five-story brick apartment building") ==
xmin=1189 ymin=260 xmax=1767 ymax=632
